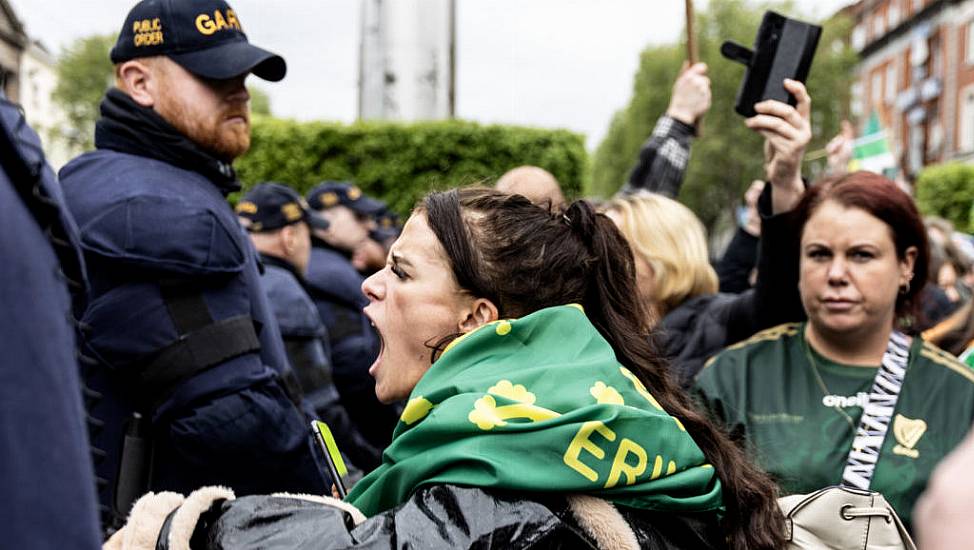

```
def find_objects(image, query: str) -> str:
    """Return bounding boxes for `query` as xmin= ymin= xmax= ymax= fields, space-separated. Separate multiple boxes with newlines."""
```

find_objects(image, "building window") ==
xmin=960 ymin=86 xmax=974 ymax=152
xmin=852 ymin=24 xmax=866 ymax=51
xmin=851 ymin=81 xmax=864 ymax=118
xmin=874 ymin=13 xmax=886 ymax=38
xmin=872 ymin=71 xmax=883 ymax=110
xmin=889 ymin=1 xmax=901 ymax=28
xmin=886 ymin=62 xmax=898 ymax=104
xmin=913 ymin=0 xmax=923 ymax=14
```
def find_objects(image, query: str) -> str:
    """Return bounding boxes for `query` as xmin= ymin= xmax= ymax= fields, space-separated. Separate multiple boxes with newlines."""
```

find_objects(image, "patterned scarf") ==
xmin=346 ymin=305 xmax=724 ymax=516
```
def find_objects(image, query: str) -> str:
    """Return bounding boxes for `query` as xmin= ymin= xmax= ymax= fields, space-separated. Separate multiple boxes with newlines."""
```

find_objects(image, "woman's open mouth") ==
xmin=364 ymin=310 xmax=385 ymax=376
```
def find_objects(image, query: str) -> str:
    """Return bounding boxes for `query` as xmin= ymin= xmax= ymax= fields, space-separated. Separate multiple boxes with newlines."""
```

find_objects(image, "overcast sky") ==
xmin=10 ymin=0 xmax=852 ymax=149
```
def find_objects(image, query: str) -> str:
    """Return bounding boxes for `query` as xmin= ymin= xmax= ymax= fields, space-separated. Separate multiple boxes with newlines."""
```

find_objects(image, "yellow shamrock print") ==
xmin=488 ymin=380 xmax=535 ymax=404
xmin=468 ymin=380 xmax=560 ymax=431
xmin=401 ymin=396 xmax=434 ymax=425
xmin=590 ymin=381 xmax=625 ymax=405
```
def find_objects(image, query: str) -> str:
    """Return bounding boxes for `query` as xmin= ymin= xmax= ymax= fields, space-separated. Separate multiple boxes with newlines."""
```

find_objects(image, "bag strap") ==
xmin=841 ymin=330 xmax=911 ymax=489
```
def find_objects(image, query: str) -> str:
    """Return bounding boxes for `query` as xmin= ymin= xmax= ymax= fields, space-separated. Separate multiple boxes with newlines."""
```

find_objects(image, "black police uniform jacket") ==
xmin=305 ymin=239 xmax=399 ymax=448
xmin=259 ymin=254 xmax=381 ymax=470
xmin=59 ymin=89 xmax=326 ymax=524
xmin=0 ymin=96 xmax=102 ymax=548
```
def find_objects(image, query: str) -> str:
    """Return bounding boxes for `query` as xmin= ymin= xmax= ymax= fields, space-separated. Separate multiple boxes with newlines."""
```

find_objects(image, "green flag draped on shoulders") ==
xmin=346 ymin=304 xmax=724 ymax=516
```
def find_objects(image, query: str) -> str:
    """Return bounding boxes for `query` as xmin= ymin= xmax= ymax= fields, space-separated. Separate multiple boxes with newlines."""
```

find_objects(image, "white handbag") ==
xmin=778 ymin=486 xmax=916 ymax=550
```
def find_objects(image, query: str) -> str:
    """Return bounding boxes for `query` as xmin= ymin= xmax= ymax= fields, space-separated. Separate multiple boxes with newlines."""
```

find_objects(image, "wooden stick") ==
xmin=685 ymin=0 xmax=703 ymax=135
xmin=803 ymin=148 xmax=828 ymax=162
xmin=685 ymin=0 xmax=698 ymax=65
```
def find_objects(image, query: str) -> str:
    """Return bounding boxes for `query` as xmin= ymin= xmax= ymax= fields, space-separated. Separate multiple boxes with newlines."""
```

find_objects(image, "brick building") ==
xmin=847 ymin=0 xmax=974 ymax=177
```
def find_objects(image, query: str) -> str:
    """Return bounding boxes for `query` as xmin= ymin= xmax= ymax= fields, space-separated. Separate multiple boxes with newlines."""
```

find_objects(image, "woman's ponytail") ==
xmin=426 ymin=189 xmax=786 ymax=550
xmin=567 ymin=199 xmax=787 ymax=550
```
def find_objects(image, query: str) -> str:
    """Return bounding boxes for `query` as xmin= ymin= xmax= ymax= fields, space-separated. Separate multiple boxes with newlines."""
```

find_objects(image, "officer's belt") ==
xmin=136 ymin=282 xmax=261 ymax=410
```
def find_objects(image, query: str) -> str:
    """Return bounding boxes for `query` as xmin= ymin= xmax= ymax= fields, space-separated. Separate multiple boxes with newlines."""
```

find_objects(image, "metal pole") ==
xmin=448 ymin=0 xmax=456 ymax=118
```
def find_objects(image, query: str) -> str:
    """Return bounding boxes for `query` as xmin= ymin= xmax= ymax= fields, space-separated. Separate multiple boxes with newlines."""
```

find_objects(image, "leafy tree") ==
xmin=236 ymin=118 xmax=588 ymax=215
xmin=249 ymin=86 xmax=272 ymax=116
xmin=915 ymin=163 xmax=974 ymax=233
xmin=52 ymin=34 xmax=115 ymax=151
xmin=590 ymin=0 xmax=855 ymax=234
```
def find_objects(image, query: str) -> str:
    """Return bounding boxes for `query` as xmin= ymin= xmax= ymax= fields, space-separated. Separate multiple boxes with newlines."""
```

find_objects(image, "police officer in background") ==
xmin=237 ymin=183 xmax=381 ymax=470
xmin=0 ymin=95 xmax=101 ymax=548
xmin=352 ymin=205 xmax=402 ymax=277
xmin=305 ymin=182 xmax=400 ymax=448
xmin=59 ymin=0 xmax=326 ymax=528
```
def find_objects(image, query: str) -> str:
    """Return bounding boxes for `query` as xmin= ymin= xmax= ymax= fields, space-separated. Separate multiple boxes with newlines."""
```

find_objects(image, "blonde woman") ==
xmin=605 ymin=78 xmax=813 ymax=386
xmin=605 ymin=190 xmax=802 ymax=386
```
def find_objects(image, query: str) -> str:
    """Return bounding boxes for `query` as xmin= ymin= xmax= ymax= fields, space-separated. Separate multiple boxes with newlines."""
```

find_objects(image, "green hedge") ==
xmin=235 ymin=117 xmax=589 ymax=214
xmin=915 ymin=162 xmax=974 ymax=233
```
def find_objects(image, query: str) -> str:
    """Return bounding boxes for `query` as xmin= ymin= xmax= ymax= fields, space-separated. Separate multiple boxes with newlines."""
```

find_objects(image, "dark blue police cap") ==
xmin=370 ymin=207 xmax=402 ymax=243
xmin=236 ymin=183 xmax=329 ymax=233
xmin=110 ymin=0 xmax=286 ymax=82
xmin=306 ymin=182 xmax=385 ymax=217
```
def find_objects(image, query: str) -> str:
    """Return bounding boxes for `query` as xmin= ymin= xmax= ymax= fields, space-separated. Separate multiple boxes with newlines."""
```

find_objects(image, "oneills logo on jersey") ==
xmin=892 ymin=414 xmax=927 ymax=459
xmin=132 ymin=18 xmax=164 ymax=47
xmin=195 ymin=9 xmax=243 ymax=36
xmin=821 ymin=392 xmax=869 ymax=408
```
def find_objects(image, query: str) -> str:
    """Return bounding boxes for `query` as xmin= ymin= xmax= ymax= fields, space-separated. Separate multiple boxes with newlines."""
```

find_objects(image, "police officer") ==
xmin=0 ymin=95 xmax=101 ymax=548
xmin=352 ymin=205 xmax=402 ymax=276
xmin=305 ymin=182 xmax=400 ymax=448
xmin=59 ymin=0 xmax=326 ymax=527
xmin=237 ymin=183 xmax=381 ymax=470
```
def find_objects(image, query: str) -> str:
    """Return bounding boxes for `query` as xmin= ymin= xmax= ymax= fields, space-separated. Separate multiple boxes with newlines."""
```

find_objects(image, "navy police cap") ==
xmin=236 ymin=183 xmax=329 ymax=233
xmin=370 ymin=207 xmax=401 ymax=243
xmin=306 ymin=182 xmax=385 ymax=217
xmin=110 ymin=0 xmax=286 ymax=82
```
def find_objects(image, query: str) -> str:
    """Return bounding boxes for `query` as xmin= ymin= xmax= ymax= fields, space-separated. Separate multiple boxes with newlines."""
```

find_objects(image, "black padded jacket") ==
xmin=156 ymin=485 xmax=727 ymax=550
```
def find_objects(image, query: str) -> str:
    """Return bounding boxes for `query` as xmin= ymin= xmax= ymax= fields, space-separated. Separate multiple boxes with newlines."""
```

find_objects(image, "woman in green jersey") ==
xmin=696 ymin=171 xmax=974 ymax=531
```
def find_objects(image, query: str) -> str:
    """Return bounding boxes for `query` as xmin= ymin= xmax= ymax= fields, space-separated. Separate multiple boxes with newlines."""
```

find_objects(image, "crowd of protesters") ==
xmin=6 ymin=0 xmax=974 ymax=549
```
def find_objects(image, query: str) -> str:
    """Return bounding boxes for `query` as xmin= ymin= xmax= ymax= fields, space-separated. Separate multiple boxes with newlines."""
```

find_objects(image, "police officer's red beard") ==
xmin=155 ymin=93 xmax=251 ymax=161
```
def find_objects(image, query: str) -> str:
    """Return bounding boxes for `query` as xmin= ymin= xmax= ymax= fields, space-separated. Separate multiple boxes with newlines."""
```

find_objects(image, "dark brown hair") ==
xmin=421 ymin=187 xmax=785 ymax=550
xmin=794 ymin=171 xmax=930 ymax=328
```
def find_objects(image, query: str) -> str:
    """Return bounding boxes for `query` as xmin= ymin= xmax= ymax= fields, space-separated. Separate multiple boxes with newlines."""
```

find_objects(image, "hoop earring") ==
xmin=899 ymin=281 xmax=910 ymax=295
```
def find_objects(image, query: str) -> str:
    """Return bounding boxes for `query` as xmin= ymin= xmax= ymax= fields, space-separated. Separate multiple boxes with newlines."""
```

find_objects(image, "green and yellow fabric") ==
xmin=346 ymin=305 xmax=723 ymax=516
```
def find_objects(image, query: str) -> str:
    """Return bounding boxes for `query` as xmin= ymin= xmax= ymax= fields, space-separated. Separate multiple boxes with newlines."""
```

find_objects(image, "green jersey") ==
xmin=694 ymin=323 xmax=974 ymax=530
xmin=961 ymin=344 xmax=974 ymax=367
